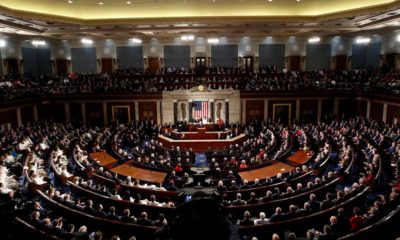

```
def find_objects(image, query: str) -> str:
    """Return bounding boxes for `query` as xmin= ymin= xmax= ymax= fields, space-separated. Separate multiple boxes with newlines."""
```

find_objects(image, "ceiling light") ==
xmin=308 ymin=37 xmax=320 ymax=43
xmin=397 ymin=35 xmax=400 ymax=42
xmin=207 ymin=38 xmax=219 ymax=44
xmin=32 ymin=40 xmax=46 ymax=46
xmin=98 ymin=1 xmax=104 ymax=5
xmin=67 ymin=0 xmax=73 ymax=3
xmin=81 ymin=38 xmax=93 ymax=44
xmin=355 ymin=37 xmax=371 ymax=44
xmin=0 ymin=39 xmax=5 ymax=47
xmin=130 ymin=38 xmax=142 ymax=43
xmin=126 ymin=1 xmax=131 ymax=4
xmin=181 ymin=35 xmax=195 ymax=41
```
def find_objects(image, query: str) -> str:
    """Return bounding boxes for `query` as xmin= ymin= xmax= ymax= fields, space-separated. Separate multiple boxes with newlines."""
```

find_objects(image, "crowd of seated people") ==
xmin=0 ymin=117 xmax=398 ymax=240
xmin=1 ymin=67 xmax=400 ymax=101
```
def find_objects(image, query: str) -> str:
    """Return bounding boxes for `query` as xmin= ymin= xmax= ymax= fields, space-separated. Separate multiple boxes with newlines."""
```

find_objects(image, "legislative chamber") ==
xmin=0 ymin=1 xmax=400 ymax=240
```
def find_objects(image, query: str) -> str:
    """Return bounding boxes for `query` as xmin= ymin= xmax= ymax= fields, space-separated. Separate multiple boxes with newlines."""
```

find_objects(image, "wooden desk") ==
xmin=111 ymin=163 xmax=167 ymax=184
xmin=238 ymin=162 xmax=295 ymax=182
xmin=287 ymin=150 xmax=313 ymax=165
xmin=90 ymin=152 xmax=118 ymax=168
xmin=158 ymin=134 xmax=247 ymax=152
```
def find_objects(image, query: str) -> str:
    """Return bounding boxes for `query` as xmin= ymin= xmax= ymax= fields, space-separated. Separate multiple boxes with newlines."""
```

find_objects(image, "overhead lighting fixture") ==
xmin=98 ymin=1 xmax=104 ymax=5
xmin=81 ymin=38 xmax=93 ymax=44
xmin=207 ymin=38 xmax=219 ymax=44
xmin=32 ymin=40 xmax=46 ymax=46
xmin=0 ymin=39 xmax=5 ymax=47
xmin=130 ymin=38 xmax=142 ymax=43
xmin=181 ymin=35 xmax=195 ymax=41
xmin=308 ymin=37 xmax=320 ymax=43
xmin=397 ymin=35 xmax=400 ymax=42
xmin=355 ymin=37 xmax=371 ymax=44
xmin=67 ymin=0 xmax=74 ymax=3
xmin=126 ymin=1 xmax=131 ymax=4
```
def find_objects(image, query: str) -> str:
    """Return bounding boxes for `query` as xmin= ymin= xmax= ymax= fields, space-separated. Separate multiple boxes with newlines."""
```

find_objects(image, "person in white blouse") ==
xmin=254 ymin=212 xmax=269 ymax=225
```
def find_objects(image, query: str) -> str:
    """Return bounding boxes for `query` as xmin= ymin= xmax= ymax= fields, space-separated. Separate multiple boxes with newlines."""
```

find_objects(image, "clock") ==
xmin=198 ymin=85 xmax=205 ymax=92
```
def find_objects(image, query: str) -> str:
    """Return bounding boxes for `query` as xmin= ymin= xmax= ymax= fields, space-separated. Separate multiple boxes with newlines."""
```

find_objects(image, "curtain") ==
xmin=211 ymin=44 xmax=238 ymax=67
xmin=116 ymin=46 xmax=143 ymax=69
xmin=163 ymin=45 xmax=191 ymax=68
xmin=22 ymin=48 xmax=52 ymax=74
xmin=259 ymin=44 xmax=285 ymax=69
xmin=352 ymin=44 xmax=368 ymax=70
xmin=367 ymin=42 xmax=381 ymax=69
xmin=71 ymin=47 xmax=97 ymax=73
xmin=306 ymin=44 xmax=332 ymax=70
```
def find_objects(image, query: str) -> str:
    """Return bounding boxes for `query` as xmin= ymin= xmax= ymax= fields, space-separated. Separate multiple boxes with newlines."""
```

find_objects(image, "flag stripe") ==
xmin=193 ymin=101 xmax=209 ymax=120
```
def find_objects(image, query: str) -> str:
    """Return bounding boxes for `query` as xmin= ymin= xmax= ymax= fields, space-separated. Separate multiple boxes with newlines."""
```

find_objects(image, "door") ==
xmin=273 ymin=104 xmax=291 ymax=124
xmin=289 ymin=56 xmax=300 ymax=71
xmin=243 ymin=56 xmax=253 ymax=71
xmin=56 ymin=59 xmax=68 ymax=74
xmin=334 ymin=55 xmax=347 ymax=70
xmin=5 ymin=58 xmax=19 ymax=75
xmin=196 ymin=57 xmax=206 ymax=76
xmin=384 ymin=53 xmax=396 ymax=72
xmin=148 ymin=58 xmax=160 ymax=73
xmin=102 ymin=58 xmax=113 ymax=73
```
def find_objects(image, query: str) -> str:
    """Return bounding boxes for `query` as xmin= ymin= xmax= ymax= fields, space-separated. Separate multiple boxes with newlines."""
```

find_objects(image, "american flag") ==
xmin=192 ymin=101 xmax=208 ymax=119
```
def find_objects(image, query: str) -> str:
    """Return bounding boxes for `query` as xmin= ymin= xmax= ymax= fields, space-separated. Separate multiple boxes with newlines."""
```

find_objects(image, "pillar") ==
xmin=382 ymin=103 xmax=388 ymax=123
xmin=295 ymin=99 xmax=300 ymax=122
xmin=156 ymin=101 xmax=161 ymax=125
xmin=188 ymin=100 xmax=193 ymax=122
xmin=16 ymin=108 xmax=22 ymax=127
xmin=241 ymin=99 xmax=246 ymax=124
xmin=333 ymin=98 xmax=339 ymax=116
xmin=317 ymin=99 xmax=322 ymax=123
xmin=134 ymin=101 xmax=139 ymax=122
xmin=81 ymin=102 xmax=86 ymax=125
xmin=366 ymin=100 xmax=371 ymax=120
xmin=65 ymin=102 xmax=71 ymax=123
xmin=264 ymin=100 xmax=269 ymax=122
xmin=225 ymin=99 xmax=230 ymax=126
xmin=102 ymin=102 xmax=108 ymax=125
xmin=210 ymin=99 xmax=215 ymax=122
xmin=33 ymin=105 xmax=38 ymax=122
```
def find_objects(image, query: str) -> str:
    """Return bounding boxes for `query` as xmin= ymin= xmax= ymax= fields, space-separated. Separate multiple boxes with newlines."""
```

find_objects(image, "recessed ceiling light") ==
xmin=0 ymin=39 xmax=6 ymax=47
xmin=81 ymin=38 xmax=93 ymax=44
xmin=126 ymin=1 xmax=131 ymax=4
xmin=67 ymin=0 xmax=73 ymax=3
xmin=98 ymin=1 xmax=104 ymax=5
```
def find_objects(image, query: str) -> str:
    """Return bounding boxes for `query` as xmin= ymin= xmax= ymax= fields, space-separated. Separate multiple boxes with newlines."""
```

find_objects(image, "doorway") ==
xmin=56 ymin=59 xmax=68 ymax=74
xmin=148 ymin=58 xmax=160 ymax=73
xmin=243 ymin=56 xmax=254 ymax=71
xmin=273 ymin=104 xmax=291 ymax=123
xmin=102 ymin=58 xmax=113 ymax=73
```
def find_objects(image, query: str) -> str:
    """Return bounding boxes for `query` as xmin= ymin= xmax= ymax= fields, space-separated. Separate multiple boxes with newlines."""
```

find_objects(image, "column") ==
xmin=102 ymin=102 xmax=108 ymax=125
xmin=33 ymin=105 xmax=38 ymax=121
xmin=134 ymin=101 xmax=139 ymax=122
xmin=156 ymin=101 xmax=161 ymax=125
xmin=317 ymin=99 xmax=322 ymax=123
xmin=382 ymin=103 xmax=388 ymax=123
xmin=188 ymin=100 xmax=193 ymax=122
xmin=65 ymin=102 xmax=71 ymax=123
xmin=264 ymin=100 xmax=269 ymax=122
xmin=366 ymin=100 xmax=371 ymax=120
xmin=295 ymin=99 xmax=300 ymax=122
xmin=16 ymin=108 xmax=22 ymax=127
xmin=225 ymin=99 xmax=230 ymax=126
xmin=333 ymin=98 xmax=339 ymax=116
xmin=241 ymin=100 xmax=246 ymax=124
xmin=173 ymin=100 xmax=178 ymax=123
xmin=210 ymin=99 xmax=215 ymax=122
xmin=81 ymin=102 xmax=86 ymax=125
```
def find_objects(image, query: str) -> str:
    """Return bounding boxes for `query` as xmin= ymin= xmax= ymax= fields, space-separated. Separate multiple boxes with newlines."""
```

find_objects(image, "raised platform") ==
xmin=170 ymin=128 xmax=231 ymax=140
xmin=158 ymin=133 xmax=247 ymax=152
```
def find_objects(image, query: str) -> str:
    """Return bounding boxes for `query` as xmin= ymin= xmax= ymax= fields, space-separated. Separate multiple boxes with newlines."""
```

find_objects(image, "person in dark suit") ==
xmin=269 ymin=207 xmax=284 ymax=222
xmin=307 ymin=194 xmax=321 ymax=212
xmin=246 ymin=192 xmax=259 ymax=204
xmin=232 ymin=193 xmax=247 ymax=206
xmin=239 ymin=211 xmax=254 ymax=226
xmin=137 ymin=212 xmax=154 ymax=226
xmin=107 ymin=206 xmax=121 ymax=221
xmin=121 ymin=209 xmax=135 ymax=223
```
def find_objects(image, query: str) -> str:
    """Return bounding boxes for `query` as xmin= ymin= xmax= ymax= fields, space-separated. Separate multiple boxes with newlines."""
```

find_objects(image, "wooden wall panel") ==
xmin=321 ymin=99 xmax=334 ymax=121
xmin=21 ymin=106 xmax=34 ymax=125
xmin=70 ymin=102 xmax=83 ymax=126
xmin=107 ymin=102 xmax=135 ymax=124
xmin=245 ymin=100 xmax=264 ymax=124
xmin=38 ymin=103 xmax=66 ymax=122
xmin=0 ymin=110 xmax=18 ymax=129
xmin=387 ymin=105 xmax=400 ymax=124
xmin=300 ymin=100 xmax=318 ymax=123
xmin=370 ymin=102 xmax=383 ymax=122
xmin=85 ymin=102 xmax=104 ymax=126
xmin=138 ymin=102 xmax=157 ymax=122
xmin=268 ymin=100 xmax=296 ymax=123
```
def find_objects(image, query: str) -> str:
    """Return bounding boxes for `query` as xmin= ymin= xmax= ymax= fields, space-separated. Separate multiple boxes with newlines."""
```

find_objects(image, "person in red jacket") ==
xmin=349 ymin=207 xmax=364 ymax=232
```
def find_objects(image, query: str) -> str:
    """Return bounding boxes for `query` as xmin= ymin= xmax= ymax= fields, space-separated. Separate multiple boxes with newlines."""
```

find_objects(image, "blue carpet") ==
xmin=194 ymin=153 xmax=209 ymax=168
